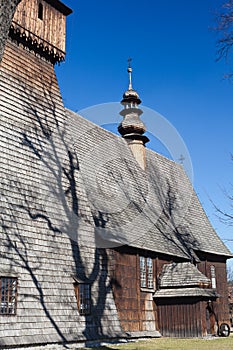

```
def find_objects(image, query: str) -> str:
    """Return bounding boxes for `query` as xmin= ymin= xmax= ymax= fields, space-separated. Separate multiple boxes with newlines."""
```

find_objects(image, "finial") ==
xmin=127 ymin=57 xmax=133 ymax=90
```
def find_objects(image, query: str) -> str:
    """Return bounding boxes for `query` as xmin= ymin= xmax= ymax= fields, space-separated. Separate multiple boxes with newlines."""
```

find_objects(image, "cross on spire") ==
xmin=178 ymin=154 xmax=185 ymax=164
xmin=127 ymin=57 xmax=133 ymax=90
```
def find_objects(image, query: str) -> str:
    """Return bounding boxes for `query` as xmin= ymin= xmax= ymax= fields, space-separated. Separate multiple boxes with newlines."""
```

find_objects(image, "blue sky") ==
xmin=56 ymin=0 xmax=233 ymax=263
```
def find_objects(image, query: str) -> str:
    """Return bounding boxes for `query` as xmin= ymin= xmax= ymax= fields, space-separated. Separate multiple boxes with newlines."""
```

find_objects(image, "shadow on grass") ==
xmin=79 ymin=334 xmax=233 ymax=350
xmin=82 ymin=347 xmax=119 ymax=350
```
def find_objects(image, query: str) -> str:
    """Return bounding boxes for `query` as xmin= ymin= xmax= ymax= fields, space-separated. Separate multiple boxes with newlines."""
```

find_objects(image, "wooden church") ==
xmin=0 ymin=0 xmax=232 ymax=348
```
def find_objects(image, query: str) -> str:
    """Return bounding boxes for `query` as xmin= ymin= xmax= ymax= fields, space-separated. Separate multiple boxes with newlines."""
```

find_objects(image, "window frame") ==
xmin=74 ymin=282 xmax=91 ymax=316
xmin=38 ymin=3 xmax=44 ymax=20
xmin=0 ymin=276 xmax=18 ymax=316
xmin=210 ymin=265 xmax=216 ymax=289
xmin=139 ymin=256 xmax=154 ymax=290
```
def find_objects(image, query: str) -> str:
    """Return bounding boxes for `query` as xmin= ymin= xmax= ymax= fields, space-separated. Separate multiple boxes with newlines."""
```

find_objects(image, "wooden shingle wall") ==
xmin=0 ymin=39 xmax=122 ymax=347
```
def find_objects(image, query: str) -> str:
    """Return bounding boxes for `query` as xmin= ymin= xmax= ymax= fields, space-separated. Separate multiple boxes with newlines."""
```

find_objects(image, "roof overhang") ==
xmin=153 ymin=287 xmax=220 ymax=299
xmin=45 ymin=0 xmax=72 ymax=16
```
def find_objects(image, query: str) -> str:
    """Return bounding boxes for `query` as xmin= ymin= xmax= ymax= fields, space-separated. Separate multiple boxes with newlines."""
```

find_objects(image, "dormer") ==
xmin=9 ymin=0 xmax=72 ymax=64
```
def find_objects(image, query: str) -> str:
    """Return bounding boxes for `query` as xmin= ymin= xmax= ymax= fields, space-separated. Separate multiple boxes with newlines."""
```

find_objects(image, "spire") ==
xmin=128 ymin=57 xmax=133 ymax=90
xmin=118 ymin=60 xmax=149 ymax=144
xmin=121 ymin=58 xmax=141 ymax=105
xmin=118 ymin=60 xmax=149 ymax=170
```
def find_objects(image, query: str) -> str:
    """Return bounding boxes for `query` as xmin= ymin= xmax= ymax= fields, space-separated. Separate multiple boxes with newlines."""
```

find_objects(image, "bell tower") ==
xmin=9 ymin=0 xmax=72 ymax=64
xmin=0 ymin=0 xmax=73 ymax=172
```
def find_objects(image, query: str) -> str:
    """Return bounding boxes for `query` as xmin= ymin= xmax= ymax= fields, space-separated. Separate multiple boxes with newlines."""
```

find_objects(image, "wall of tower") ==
xmin=0 ymin=0 xmax=22 ymax=62
xmin=12 ymin=0 xmax=67 ymax=53
xmin=126 ymin=139 xmax=147 ymax=170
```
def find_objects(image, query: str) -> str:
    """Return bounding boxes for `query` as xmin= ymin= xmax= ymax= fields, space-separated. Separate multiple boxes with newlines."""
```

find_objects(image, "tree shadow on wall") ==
xmin=0 ymin=78 xmax=121 ymax=345
xmin=91 ymin=152 xmax=200 ymax=264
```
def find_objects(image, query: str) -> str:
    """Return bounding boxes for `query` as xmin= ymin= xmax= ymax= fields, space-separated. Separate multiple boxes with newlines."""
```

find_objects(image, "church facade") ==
xmin=0 ymin=0 xmax=232 ymax=348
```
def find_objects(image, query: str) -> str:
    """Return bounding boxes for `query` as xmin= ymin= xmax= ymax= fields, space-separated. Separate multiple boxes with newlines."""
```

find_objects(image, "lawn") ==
xmin=81 ymin=334 xmax=233 ymax=350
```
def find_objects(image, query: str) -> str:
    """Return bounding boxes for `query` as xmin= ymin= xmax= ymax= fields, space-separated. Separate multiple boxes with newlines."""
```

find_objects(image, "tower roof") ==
xmin=45 ymin=0 xmax=72 ymax=16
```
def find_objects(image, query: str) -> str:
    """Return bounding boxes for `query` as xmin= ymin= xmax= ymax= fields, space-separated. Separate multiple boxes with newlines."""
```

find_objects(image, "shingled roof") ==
xmin=154 ymin=288 xmax=219 ymax=298
xmin=158 ymin=262 xmax=210 ymax=288
xmin=65 ymin=109 xmax=232 ymax=260
xmin=45 ymin=0 xmax=72 ymax=15
xmin=154 ymin=262 xmax=219 ymax=299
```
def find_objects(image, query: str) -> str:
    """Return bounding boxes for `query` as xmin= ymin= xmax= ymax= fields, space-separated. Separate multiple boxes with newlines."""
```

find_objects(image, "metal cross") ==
xmin=128 ymin=57 xmax=132 ymax=68
xmin=178 ymin=154 xmax=185 ymax=164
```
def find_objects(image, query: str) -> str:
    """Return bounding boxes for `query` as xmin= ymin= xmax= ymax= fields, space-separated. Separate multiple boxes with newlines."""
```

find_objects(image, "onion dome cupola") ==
xmin=118 ymin=60 xmax=149 ymax=145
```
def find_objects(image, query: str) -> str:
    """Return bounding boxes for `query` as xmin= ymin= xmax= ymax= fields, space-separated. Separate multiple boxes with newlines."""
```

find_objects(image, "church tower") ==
xmin=0 ymin=0 xmax=72 ymax=134
xmin=9 ymin=0 xmax=72 ymax=64
xmin=118 ymin=61 xmax=149 ymax=170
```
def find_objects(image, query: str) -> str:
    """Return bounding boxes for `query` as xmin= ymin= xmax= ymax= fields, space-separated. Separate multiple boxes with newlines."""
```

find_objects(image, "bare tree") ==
xmin=213 ymin=184 xmax=233 ymax=226
xmin=213 ymin=155 xmax=232 ymax=224
xmin=216 ymin=0 xmax=233 ymax=78
xmin=227 ymin=264 xmax=233 ymax=284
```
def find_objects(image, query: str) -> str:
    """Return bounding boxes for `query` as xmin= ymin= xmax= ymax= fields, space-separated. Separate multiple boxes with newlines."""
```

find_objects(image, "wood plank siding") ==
xmin=110 ymin=248 xmax=141 ymax=332
xmin=13 ymin=0 xmax=67 ymax=53
xmin=111 ymin=247 xmax=231 ymax=338
xmin=198 ymin=256 xmax=230 ymax=328
xmin=157 ymin=298 xmax=203 ymax=337
xmin=110 ymin=247 xmax=174 ymax=334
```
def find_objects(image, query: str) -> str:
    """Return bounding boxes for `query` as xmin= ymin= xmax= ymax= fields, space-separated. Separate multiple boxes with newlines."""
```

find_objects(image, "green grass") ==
xmin=81 ymin=334 xmax=233 ymax=350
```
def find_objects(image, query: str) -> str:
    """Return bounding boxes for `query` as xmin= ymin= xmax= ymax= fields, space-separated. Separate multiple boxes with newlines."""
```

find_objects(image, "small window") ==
xmin=74 ymin=283 xmax=91 ymax=315
xmin=140 ymin=256 xmax=154 ymax=289
xmin=38 ymin=3 xmax=43 ymax=20
xmin=140 ymin=256 xmax=147 ymax=288
xmin=210 ymin=265 xmax=216 ymax=289
xmin=147 ymin=257 xmax=153 ymax=288
xmin=0 ymin=277 xmax=17 ymax=315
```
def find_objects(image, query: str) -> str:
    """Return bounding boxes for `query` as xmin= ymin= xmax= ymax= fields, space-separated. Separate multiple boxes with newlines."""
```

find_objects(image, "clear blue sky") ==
xmin=56 ymin=0 xmax=233 ymax=264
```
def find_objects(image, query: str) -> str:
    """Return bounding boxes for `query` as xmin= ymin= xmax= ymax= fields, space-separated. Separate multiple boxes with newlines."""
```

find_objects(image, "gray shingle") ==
xmin=66 ymin=109 xmax=232 ymax=259
xmin=154 ymin=288 xmax=219 ymax=298
xmin=158 ymin=262 xmax=210 ymax=288
xmin=0 ymin=41 xmax=123 ymax=346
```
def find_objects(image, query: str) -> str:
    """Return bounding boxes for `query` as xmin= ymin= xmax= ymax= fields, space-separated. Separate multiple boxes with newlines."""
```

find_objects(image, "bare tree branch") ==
xmin=215 ymin=1 xmax=233 ymax=77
